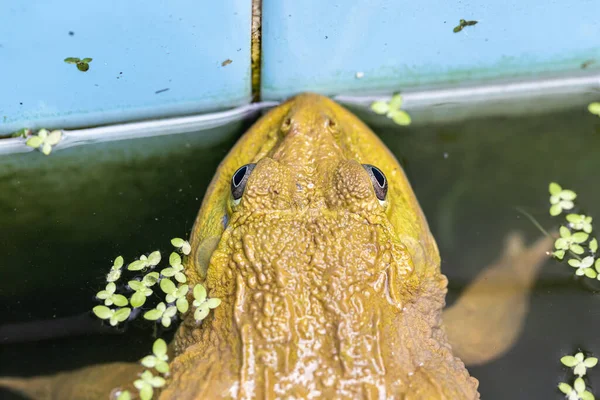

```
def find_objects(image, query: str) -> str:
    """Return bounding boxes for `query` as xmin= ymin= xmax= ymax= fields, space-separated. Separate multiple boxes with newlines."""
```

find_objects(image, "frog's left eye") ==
xmin=231 ymin=163 xmax=256 ymax=205
xmin=362 ymin=164 xmax=388 ymax=202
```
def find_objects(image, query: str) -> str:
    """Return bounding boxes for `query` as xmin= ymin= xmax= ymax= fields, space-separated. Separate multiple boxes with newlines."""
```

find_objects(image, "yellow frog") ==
xmin=0 ymin=93 xmax=552 ymax=399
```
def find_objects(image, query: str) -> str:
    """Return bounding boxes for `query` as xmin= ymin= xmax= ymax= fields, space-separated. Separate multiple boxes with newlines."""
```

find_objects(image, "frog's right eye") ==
xmin=362 ymin=164 xmax=388 ymax=204
xmin=231 ymin=163 xmax=256 ymax=205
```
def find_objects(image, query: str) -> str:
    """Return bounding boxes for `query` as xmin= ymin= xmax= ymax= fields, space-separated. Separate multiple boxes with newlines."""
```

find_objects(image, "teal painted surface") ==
xmin=0 ymin=0 xmax=251 ymax=135
xmin=261 ymin=0 xmax=600 ymax=100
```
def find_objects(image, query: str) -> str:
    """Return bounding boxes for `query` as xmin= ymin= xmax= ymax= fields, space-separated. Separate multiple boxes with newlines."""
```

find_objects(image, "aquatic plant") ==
xmin=64 ymin=57 xmax=93 ymax=72
xmin=160 ymin=253 xmax=187 ymax=283
xmin=192 ymin=283 xmax=221 ymax=323
xmin=562 ymin=352 xmax=598 ymax=377
xmin=25 ymin=128 xmax=62 ymax=155
xmin=370 ymin=94 xmax=412 ymax=126
xmin=171 ymin=238 xmax=191 ymax=255
xmin=588 ymin=102 xmax=600 ymax=117
xmin=11 ymin=128 xmax=31 ymax=139
xmin=107 ymin=256 xmax=124 ymax=282
xmin=453 ymin=19 xmax=478 ymax=33
xmin=128 ymin=273 xmax=158 ymax=308
xmin=567 ymin=214 xmax=594 ymax=234
xmin=550 ymin=183 xmax=577 ymax=216
xmin=558 ymin=352 xmax=597 ymax=399
xmin=92 ymin=306 xmax=131 ymax=326
xmin=96 ymin=282 xmax=128 ymax=307
xmin=128 ymin=251 xmax=161 ymax=271
xmin=159 ymin=279 xmax=189 ymax=313
xmin=141 ymin=338 xmax=170 ymax=374
xmin=554 ymin=226 xmax=588 ymax=259
xmin=134 ymin=370 xmax=166 ymax=400
xmin=91 ymin=238 xmax=223 ymax=398
xmin=115 ymin=390 xmax=131 ymax=400
xmin=548 ymin=185 xmax=599 ymax=398
xmin=143 ymin=302 xmax=178 ymax=328
xmin=558 ymin=378 xmax=594 ymax=400
xmin=568 ymin=256 xmax=597 ymax=278
xmin=547 ymin=183 xmax=600 ymax=281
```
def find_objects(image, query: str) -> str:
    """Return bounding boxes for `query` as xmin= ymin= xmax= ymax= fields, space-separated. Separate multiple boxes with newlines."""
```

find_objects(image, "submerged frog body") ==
xmin=1 ymin=94 xmax=552 ymax=399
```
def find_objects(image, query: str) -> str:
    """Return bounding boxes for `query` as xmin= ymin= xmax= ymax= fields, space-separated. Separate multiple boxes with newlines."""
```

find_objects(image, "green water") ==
xmin=1 ymin=107 xmax=600 ymax=399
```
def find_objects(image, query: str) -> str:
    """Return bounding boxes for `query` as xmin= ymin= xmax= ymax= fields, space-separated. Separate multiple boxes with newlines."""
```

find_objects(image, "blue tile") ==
xmin=0 ymin=0 xmax=251 ymax=135
xmin=261 ymin=0 xmax=600 ymax=100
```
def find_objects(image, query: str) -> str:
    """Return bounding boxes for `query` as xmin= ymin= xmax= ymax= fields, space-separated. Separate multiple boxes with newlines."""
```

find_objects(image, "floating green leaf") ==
xmin=141 ymin=338 xmax=170 ymax=374
xmin=143 ymin=302 xmax=177 ymax=328
xmin=169 ymin=252 xmax=181 ymax=266
xmin=143 ymin=306 xmax=164 ymax=321
xmin=555 ymin=226 xmax=588 ymax=255
xmin=113 ymin=308 xmax=131 ymax=324
xmin=76 ymin=62 xmax=89 ymax=72
xmin=171 ymin=238 xmax=185 ymax=247
xmin=562 ymin=352 xmax=598 ymax=377
xmin=96 ymin=282 xmax=129 ymax=307
xmin=568 ymin=256 xmax=596 ymax=278
xmin=567 ymin=214 xmax=593 ymax=234
xmin=370 ymin=94 xmax=412 ymax=126
xmin=391 ymin=110 xmax=411 ymax=126
xmin=589 ymin=102 xmax=600 ymax=117
xmin=147 ymin=251 xmax=161 ymax=266
xmin=160 ymin=278 xmax=177 ymax=295
xmin=128 ymin=257 xmax=147 ymax=271
xmin=142 ymin=272 xmax=160 ymax=286
xmin=549 ymin=182 xmax=577 ymax=216
xmin=171 ymin=238 xmax=191 ymax=255
xmin=126 ymin=276 xmax=155 ymax=306
xmin=93 ymin=306 xmax=131 ymax=326
xmin=26 ymin=136 xmax=43 ymax=148
xmin=558 ymin=382 xmax=572 ymax=394
xmin=116 ymin=390 xmax=131 ymax=400
xmin=193 ymin=284 xmax=207 ymax=303
xmin=107 ymin=269 xmax=121 ymax=282
xmin=107 ymin=256 xmax=124 ymax=282
xmin=65 ymin=57 xmax=93 ymax=72
xmin=130 ymin=291 xmax=147 ymax=308
xmin=93 ymin=305 xmax=113 ymax=319
xmin=553 ymin=249 xmax=566 ymax=260
xmin=453 ymin=19 xmax=478 ymax=33
xmin=160 ymin=278 xmax=188 ymax=305
xmin=114 ymin=256 xmax=124 ymax=269
xmin=192 ymin=284 xmax=221 ymax=323
xmin=134 ymin=370 xmax=166 ymax=400
xmin=591 ymin=238 xmax=598 ymax=254
xmin=25 ymin=129 xmax=62 ymax=155
xmin=557 ymin=377 xmax=595 ymax=400
xmin=176 ymin=297 xmax=189 ymax=313
xmin=370 ymin=101 xmax=389 ymax=115
xmin=162 ymin=252 xmax=186 ymax=283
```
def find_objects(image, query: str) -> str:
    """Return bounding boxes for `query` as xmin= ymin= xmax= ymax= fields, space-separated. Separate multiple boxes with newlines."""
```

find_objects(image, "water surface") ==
xmin=1 ymin=107 xmax=600 ymax=399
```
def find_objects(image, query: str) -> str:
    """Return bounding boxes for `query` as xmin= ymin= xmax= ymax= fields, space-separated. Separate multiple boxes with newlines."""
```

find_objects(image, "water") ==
xmin=1 ymin=106 xmax=599 ymax=399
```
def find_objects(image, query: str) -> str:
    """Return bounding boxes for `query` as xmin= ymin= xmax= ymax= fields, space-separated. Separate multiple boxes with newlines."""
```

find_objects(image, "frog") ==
xmin=0 ymin=93 xmax=552 ymax=399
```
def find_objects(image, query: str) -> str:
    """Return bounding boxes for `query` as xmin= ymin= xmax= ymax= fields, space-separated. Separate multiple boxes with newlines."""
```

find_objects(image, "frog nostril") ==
xmin=326 ymin=118 xmax=337 ymax=133
xmin=281 ymin=117 xmax=292 ymax=133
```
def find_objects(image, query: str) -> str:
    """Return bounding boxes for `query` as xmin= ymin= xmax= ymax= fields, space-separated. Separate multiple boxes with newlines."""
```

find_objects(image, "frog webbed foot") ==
xmin=442 ymin=231 xmax=553 ymax=366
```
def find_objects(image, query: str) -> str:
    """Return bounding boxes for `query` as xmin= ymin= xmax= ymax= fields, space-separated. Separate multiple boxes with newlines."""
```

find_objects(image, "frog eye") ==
xmin=362 ymin=164 xmax=388 ymax=202
xmin=231 ymin=163 xmax=256 ymax=205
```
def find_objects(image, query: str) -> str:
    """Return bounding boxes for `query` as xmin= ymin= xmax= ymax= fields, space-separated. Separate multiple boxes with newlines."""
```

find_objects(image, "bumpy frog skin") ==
xmin=0 ymin=94 xmax=552 ymax=399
